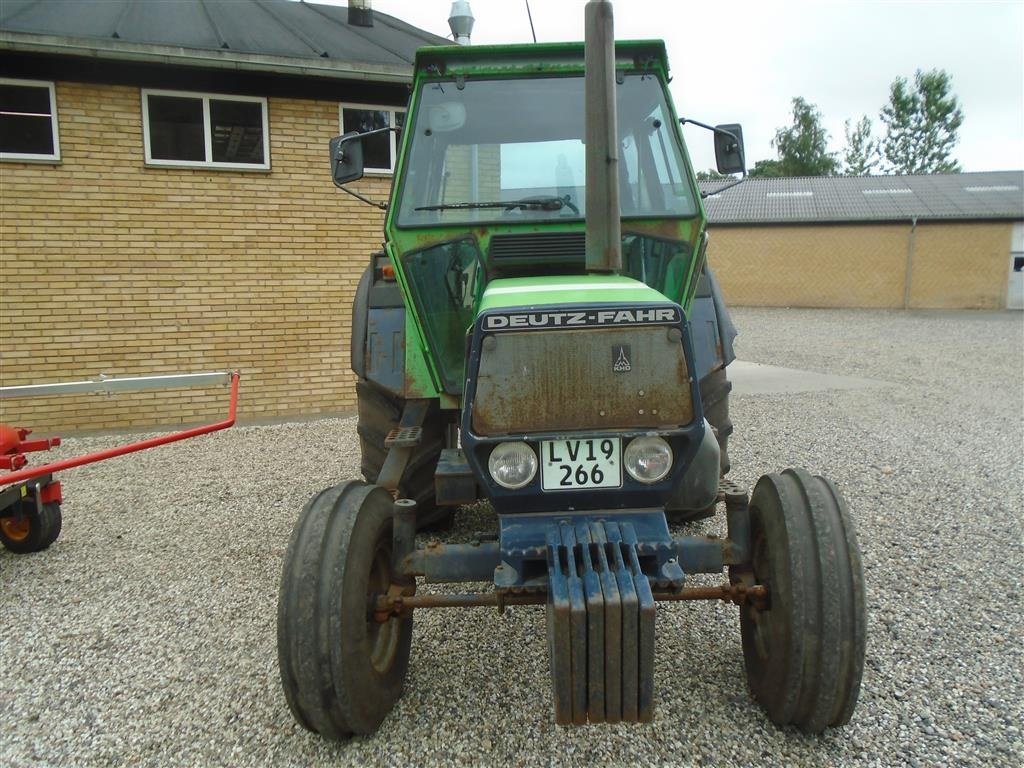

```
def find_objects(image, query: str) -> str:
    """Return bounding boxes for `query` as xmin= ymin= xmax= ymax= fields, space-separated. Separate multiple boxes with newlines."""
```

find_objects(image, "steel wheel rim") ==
xmin=0 ymin=514 xmax=31 ymax=542
xmin=748 ymin=528 xmax=774 ymax=662
xmin=366 ymin=541 xmax=400 ymax=674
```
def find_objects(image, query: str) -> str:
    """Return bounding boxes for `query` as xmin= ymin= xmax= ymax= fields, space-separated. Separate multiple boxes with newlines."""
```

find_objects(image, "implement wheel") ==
xmin=734 ymin=468 xmax=866 ymax=733
xmin=277 ymin=481 xmax=412 ymax=739
xmin=0 ymin=499 xmax=62 ymax=554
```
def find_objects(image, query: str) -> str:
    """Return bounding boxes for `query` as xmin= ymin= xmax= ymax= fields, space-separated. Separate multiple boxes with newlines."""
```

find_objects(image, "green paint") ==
xmin=479 ymin=275 xmax=671 ymax=313
xmin=380 ymin=39 xmax=709 ymax=399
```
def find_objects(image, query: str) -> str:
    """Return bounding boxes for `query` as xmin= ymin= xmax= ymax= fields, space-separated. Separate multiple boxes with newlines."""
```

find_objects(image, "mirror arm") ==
xmin=337 ymin=185 xmax=388 ymax=210
xmin=679 ymin=117 xmax=747 ymax=198
xmin=332 ymin=126 xmax=402 ymax=210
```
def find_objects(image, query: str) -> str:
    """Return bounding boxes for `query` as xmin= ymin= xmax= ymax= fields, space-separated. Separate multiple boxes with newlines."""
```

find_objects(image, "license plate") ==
xmin=541 ymin=438 xmax=621 ymax=491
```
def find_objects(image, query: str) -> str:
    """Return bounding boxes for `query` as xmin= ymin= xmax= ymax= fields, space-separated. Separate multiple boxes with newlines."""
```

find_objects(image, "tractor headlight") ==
xmin=624 ymin=436 xmax=673 ymax=484
xmin=488 ymin=442 xmax=538 ymax=489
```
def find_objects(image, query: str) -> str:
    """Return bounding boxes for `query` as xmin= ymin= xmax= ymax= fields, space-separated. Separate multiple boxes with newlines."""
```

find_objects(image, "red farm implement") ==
xmin=0 ymin=371 xmax=240 ymax=553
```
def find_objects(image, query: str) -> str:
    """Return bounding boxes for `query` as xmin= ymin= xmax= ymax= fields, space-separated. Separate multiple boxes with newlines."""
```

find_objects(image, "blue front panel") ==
xmin=460 ymin=301 xmax=706 ymax=515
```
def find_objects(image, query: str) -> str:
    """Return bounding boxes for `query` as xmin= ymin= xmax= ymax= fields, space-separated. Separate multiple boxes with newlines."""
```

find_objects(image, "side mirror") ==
xmin=714 ymin=124 xmax=745 ymax=175
xmin=330 ymin=132 xmax=364 ymax=187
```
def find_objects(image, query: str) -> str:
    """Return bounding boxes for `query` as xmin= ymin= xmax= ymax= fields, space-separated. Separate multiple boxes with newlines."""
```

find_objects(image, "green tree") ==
xmin=695 ymin=168 xmax=735 ymax=181
xmin=749 ymin=97 xmax=838 ymax=177
xmin=842 ymin=115 xmax=880 ymax=176
xmin=880 ymin=69 xmax=963 ymax=174
xmin=747 ymin=159 xmax=786 ymax=178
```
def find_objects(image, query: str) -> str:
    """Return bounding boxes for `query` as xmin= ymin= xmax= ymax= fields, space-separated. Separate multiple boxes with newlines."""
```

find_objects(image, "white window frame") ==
xmin=0 ymin=77 xmax=60 ymax=162
xmin=339 ymin=103 xmax=404 ymax=174
xmin=141 ymin=88 xmax=270 ymax=170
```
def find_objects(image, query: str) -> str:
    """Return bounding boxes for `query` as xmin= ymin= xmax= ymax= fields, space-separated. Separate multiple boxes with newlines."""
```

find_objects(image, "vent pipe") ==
xmin=348 ymin=0 xmax=373 ymax=28
xmin=449 ymin=1 xmax=474 ymax=45
xmin=584 ymin=0 xmax=621 ymax=273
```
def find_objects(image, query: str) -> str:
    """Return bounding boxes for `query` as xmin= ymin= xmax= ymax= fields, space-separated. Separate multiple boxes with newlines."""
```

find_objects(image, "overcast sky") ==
xmin=317 ymin=0 xmax=1023 ymax=175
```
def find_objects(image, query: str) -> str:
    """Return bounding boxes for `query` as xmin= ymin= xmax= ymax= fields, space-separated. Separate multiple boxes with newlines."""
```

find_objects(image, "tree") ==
xmin=749 ymin=97 xmax=838 ymax=177
xmin=842 ymin=115 xmax=880 ymax=176
xmin=747 ymin=159 xmax=786 ymax=178
xmin=880 ymin=69 xmax=963 ymax=174
xmin=695 ymin=169 xmax=735 ymax=181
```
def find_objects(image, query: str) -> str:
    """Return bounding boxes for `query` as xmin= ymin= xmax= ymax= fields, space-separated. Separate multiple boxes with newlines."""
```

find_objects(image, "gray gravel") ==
xmin=2 ymin=308 xmax=1022 ymax=768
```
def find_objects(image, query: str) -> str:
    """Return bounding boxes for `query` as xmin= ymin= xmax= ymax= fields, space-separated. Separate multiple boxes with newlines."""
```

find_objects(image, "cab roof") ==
xmin=414 ymin=40 xmax=670 ymax=80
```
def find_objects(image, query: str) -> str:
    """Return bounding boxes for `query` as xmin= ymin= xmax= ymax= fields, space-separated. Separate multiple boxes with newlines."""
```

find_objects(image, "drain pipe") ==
xmin=903 ymin=216 xmax=917 ymax=309
xmin=584 ymin=0 xmax=622 ymax=274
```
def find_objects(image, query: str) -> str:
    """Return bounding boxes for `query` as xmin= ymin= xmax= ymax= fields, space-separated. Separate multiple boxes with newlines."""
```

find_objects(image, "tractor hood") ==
xmin=478 ymin=274 xmax=668 ymax=314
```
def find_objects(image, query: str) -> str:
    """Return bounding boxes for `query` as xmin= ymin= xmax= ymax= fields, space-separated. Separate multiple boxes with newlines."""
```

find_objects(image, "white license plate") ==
xmin=541 ymin=438 xmax=621 ymax=491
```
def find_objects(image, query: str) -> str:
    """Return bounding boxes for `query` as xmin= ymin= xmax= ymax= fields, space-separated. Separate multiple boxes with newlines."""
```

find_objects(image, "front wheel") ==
xmin=277 ymin=481 xmax=412 ymax=739
xmin=732 ymin=468 xmax=866 ymax=733
xmin=0 ymin=499 xmax=62 ymax=553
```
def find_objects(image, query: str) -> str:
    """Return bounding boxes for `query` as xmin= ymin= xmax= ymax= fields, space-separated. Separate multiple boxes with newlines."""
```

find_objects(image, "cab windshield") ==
xmin=395 ymin=74 xmax=697 ymax=227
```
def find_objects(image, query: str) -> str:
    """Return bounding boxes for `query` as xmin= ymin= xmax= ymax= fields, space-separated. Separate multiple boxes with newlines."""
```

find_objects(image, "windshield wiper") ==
xmin=415 ymin=194 xmax=579 ymax=214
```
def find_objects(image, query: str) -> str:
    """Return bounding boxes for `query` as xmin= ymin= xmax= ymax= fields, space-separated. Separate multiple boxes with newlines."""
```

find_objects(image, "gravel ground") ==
xmin=2 ymin=308 xmax=1021 ymax=768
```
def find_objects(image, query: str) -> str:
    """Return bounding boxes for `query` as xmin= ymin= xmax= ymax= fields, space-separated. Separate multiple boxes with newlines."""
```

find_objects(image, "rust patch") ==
xmin=472 ymin=326 xmax=692 ymax=435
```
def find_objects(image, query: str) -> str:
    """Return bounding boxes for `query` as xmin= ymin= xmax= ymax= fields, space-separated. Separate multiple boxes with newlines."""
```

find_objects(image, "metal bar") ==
xmin=0 ymin=371 xmax=234 ymax=399
xmin=583 ymin=0 xmax=622 ymax=274
xmin=1 ymin=372 xmax=240 ymax=486
xmin=402 ymin=541 xmax=501 ymax=583
xmin=376 ymin=398 xmax=430 ymax=490
xmin=391 ymin=498 xmax=417 ymax=586
xmin=374 ymin=583 xmax=767 ymax=612
xmin=547 ymin=527 xmax=574 ymax=725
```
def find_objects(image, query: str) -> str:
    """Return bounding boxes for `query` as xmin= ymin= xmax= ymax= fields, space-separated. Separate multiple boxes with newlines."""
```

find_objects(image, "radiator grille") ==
xmin=489 ymin=232 xmax=586 ymax=261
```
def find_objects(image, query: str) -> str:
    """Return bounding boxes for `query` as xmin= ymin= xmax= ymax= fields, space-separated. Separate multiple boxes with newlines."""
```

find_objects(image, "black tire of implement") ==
xmin=277 ymin=481 xmax=413 ymax=739
xmin=732 ymin=468 xmax=866 ymax=733
xmin=666 ymin=366 xmax=733 ymax=524
xmin=355 ymin=378 xmax=453 ymax=529
xmin=0 ymin=500 xmax=62 ymax=554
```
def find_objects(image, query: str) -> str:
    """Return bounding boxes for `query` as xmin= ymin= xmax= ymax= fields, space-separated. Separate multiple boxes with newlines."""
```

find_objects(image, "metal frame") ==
xmin=1 ymin=371 xmax=240 ymax=486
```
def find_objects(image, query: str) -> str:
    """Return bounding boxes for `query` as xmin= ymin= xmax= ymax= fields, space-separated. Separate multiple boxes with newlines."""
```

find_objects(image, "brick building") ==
xmin=1 ymin=0 xmax=445 ymax=430
xmin=700 ymin=172 xmax=1024 ymax=310
xmin=3 ymin=3 xmax=1021 ymax=432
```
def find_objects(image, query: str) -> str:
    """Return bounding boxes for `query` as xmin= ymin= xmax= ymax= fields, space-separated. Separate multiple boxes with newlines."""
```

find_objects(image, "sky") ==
xmin=315 ymin=0 xmax=1024 ymax=175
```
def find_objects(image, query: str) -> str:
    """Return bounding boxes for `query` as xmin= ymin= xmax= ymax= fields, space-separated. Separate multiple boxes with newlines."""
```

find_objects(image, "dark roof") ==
xmin=0 ymin=0 xmax=449 ymax=81
xmin=699 ymin=171 xmax=1024 ymax=224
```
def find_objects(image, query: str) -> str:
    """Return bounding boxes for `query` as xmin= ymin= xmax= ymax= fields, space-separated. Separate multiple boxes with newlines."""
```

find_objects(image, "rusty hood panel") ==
xmin=471 ymin=322 xmax=692 ymax=436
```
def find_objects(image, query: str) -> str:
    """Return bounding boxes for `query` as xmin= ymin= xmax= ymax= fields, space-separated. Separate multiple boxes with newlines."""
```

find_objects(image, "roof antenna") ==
xmin=525 ymin=0 xmax=537 ymax=43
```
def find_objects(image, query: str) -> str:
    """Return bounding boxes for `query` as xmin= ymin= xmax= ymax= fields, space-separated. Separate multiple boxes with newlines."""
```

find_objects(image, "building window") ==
xmin=142 ymin=89 xmax=269 ymax=169
xmin=0 ymin=78 xmax=60 ymax=161
xmin=340 ymin=104 xmax=405 ymax=173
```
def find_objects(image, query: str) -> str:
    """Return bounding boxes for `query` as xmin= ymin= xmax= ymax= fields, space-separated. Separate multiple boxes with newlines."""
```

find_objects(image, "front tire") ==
xmin=0 ymin=499 xmax=61 ymax=553
xmin=277 ymin=481 xmax=412 ymax=739
xmin=732 ymin=468 xmax=866 ymax=733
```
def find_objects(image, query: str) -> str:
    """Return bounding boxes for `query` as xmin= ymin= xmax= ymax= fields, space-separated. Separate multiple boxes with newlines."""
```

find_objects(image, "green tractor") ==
xmin=277 ymin=0 xmax=865 ymax=738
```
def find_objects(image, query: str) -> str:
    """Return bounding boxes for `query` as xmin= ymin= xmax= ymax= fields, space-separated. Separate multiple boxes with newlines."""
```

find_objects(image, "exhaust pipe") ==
xmin=584 ymin=0 xmax=621 ymax=274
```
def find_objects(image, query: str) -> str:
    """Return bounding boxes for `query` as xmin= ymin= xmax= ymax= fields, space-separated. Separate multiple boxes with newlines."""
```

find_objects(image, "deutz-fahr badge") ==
xmin=612 ymin=345 xmax=632 ymax=372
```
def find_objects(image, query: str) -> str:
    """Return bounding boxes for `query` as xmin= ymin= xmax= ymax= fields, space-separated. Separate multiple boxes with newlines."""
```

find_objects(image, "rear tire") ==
xmin=701 ymin=366 xmax=733 ymax=477
xmin=356 ymin=379 xmax=452 ymax=529
xmin=0 ymin=499 xmax=61 ymax=553
xmin=666 ymin=366 xmax=733 ymax=524
xmin=732 ymin=468 xmax=866 ymax=732
xmin=277 ymin=480 xmax=412 ymax=739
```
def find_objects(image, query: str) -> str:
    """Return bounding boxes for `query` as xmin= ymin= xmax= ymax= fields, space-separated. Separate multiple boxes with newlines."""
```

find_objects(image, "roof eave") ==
xmin=708 ymin=215 xmax=1024 ymax=226
xmin=0 ymin=30 xmax=414 ymax=83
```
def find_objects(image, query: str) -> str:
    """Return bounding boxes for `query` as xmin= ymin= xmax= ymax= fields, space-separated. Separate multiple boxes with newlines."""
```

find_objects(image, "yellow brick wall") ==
xmin=1 ymin=81 xmax=389 ymax=431
xmin=707 ymin=222 xmax=1013 ymax=310
xmin=909 ymin=222 xmax=1013 ymax=309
